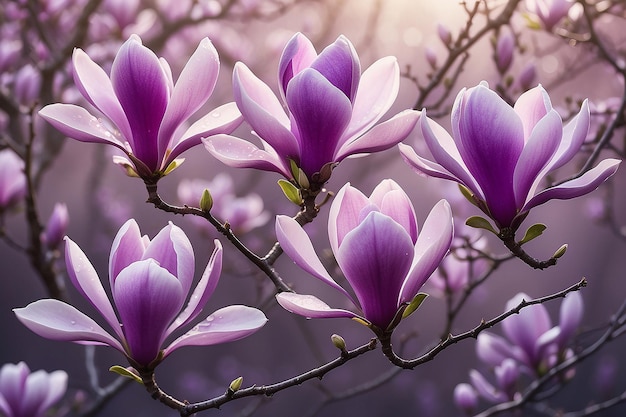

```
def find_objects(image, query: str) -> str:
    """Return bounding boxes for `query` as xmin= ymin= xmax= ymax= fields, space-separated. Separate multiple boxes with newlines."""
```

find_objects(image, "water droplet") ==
xmin=70 ymin=320 xmax=76 ymax=325
xmin=211 ymin=112 xmax=220 ymax=118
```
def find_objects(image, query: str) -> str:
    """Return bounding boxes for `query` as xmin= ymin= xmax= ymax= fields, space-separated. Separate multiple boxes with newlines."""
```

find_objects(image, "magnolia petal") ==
xmin=142 ymin=222 xmax=195 ymax=295
xmin=109 ymin=219 xmax=145 ymax=287
xmin=111 ymin=35 xmax=168 ymax=171
xmin=558 ymin=291 xmax=583 ymax=347
xmin=335 ymin=109 xmax=419 ymax=161
xmin=476 ymin=332 xmax=516 ymax=367
xmin=72 ymin=48 xmax=133 ymax=141
xmin=400 ymin=200 xmax=453 ymax=304
xmin=167 ymin=102 xmax=243 ymax=167
xmin=168 ymin=240 xmax=223 ymax=334
xmin=203 ymin=135 xmax=290 ymax=177
xmin=420 ymin=111 xmax=483 ymax=198
xmin=65 ymin=237 xmax=123 ymax=340
xmin=275 ymin=215 xmax=353 ymax=300
xmin=398 ymin=143 xmax=467 ymax=184
xmin=38 ymin=371 xmax=68 ymax=416
xmin=38 ymin=104 xmax=126 ymax=149
xmin=278 ymin=32 xmax=317 ymax=100
xmin=513 ymin=109 xmax=562 ymax=207
xmin=513 ymin=85 xmax=551 ymax=140
xmin=342 ymin=56 xmax=400 ymax=141
xmin=0 ymin=362 xmax=28 ymax=412
xmin=455 ymin=85 xmax=523 ymax=226
xmin=113 ymin=260 xmax=184 ymax=366
xmin=469 ymin=370 xmax=506 ymax=403
xmin=13 ymin=299 xmax=124 ymax=352
xmin=502 ymin=293 xmax=551 ymax=365
xmin=275 ymin=293 xmax=357 ymax=320
xmin=310 ymin=35 xmax=360 ymax=102
xmin=158 ymin=38 xmax=219 ymax=160
xmin=233 ymin=63 xmax=298 ymax=159
xmin=286 ymin=68 xmax=352 ymax=176
xmin=328 ymin=183 xmax=369 ymax=255
xmin=370 ymin=180 xmax=418 ymax=243
xmin=545 ymin=99 xmax=590 ymax=173
xmin=21 ymin=371 xmax=53 ymax=417
xmin=336 ymin=212 xmax=414 ymax=329
xmin=164 ymin=305 xmax=267 ymax=356
xmin=523 ymin=158 xmax=620 ymax=211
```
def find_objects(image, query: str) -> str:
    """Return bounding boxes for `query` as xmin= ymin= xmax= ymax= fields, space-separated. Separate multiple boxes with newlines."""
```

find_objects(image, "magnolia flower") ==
xmin=0 ymin=362 xmax=67 ymax=417
xmin=0 ymin=149 xmax=26 ymax=211
xmin=495 ymin=30 xmax=514 ymax=74
xmin=400 ymin=82 xmax=620 ymax=231
xmin=275 ymin=180 xmax=453 ymax=332
xmin=15 ymin=219 xmax=267 ymax=369
xmin=39 ymin=35 xmax=242 ymax=180
xmin=525 ymin=0 xmax=573 ymax=31
xmin=205 ymin=33 xmax=419 ymax=188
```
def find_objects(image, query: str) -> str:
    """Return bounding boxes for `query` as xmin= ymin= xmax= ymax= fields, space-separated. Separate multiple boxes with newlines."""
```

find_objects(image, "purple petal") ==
xmin=286 ymin=68 xmax=352 ymax=176
xmin=38 ymin=104 xmax=126 ymax=149
xmin=342 ymin=56 xmax=400 ymax=141
xmin=72 ymin=48 xmax=133 ymax=142
xmin=455 ymin=85 xmax=524 ymax=226
xmin=513 ymin=109 xmax=562 ymax=207
xmin=203 ymin=135 xmax=291 ymax=177
xmin=420 ymin=111 xmax=483 ymax=198
xmin=21 ymin=371 xmax=55 ymax=417
xmin=399 ymin=143 xmax=467 ymax=183
xmin=168 ymin=240 xmax=223 ymax=334
xmin=113 ymin=260 xmax=184 ymax=366
xmin=167 ymin=102 xmax=243 ymax=167
xmin=13 ymin=299 xmax=124 ymax=352
xmin=328 ymin=183 xmax=369 ymax=255
xmin=158 ymin=38 xmax=219 ymax=162
xmin=369 ymin=179 xmax=418 ymax=243
xmin=278 ymin=33 xmax=317 ymax=101
xmin=523 ymin=158 xmax=620 ymax=211
xmin=111 ymin=35 xmax=168 ymax=172
xmin=275 ymin=215 xmax=353 ymax=300
xmin=476 ymin=332 xmax=516 ymax=366
xmin=502 ymin=292 xmax=551 ymax=366
xmin=65 ymin=237 xmax=123 ymax=340
xmin=0 ymin=362 xmax=28 ymax=414
xmin=545 ymin=99 xmax=590 ymax=172
xmin=233 ymin=63 xmax=299 ymax=160
xmin=558 ymin=291 xmax=583 ymax=348
xmin=469 ymin=369 xmax=506 ymax=403
xmin=109 ymin=219 xmax=146 ymax=287
xmin=164 ymin=305 xmax=267 ymax=356
xmin=275 ymin=293 xmax=357 ymax=320
xmin=142 ymin=222 xmax=194 ymax=296
xmin=336 ymin=212 xmax=414 ymax=329
xmin=37 ymin=371 xmax=67 ymax=416
xmin=310 ymin=35 xmax=360 ymax=102
xmin=335 ymin=109 xmax=419 ymax=161
xmin=400 ymin=199 xmax=453 ymax=304
xmin=513 ymin=85 xmax=551 ymax=140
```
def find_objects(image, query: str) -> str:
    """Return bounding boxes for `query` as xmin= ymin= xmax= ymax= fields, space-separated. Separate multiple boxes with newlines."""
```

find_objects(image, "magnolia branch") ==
xmin=380 ymin=278 xmax=587 ymax=369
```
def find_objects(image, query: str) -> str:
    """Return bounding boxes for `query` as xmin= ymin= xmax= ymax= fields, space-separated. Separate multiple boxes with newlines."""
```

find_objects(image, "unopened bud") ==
xmin=331 ymin=334 xmax=347 ymax=352
xmin=437 ymin=23 xmax=452 ymax=45
xmin=200 ymin=189 xmax=213 ymax=212
xmin=553 ymin=244 xmax=568 ymax=259
xmin=228 ymin=376 xmax=243 ymax=393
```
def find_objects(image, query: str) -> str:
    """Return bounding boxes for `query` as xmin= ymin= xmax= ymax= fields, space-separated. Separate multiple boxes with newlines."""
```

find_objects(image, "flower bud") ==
xmin=453 ymin=383 xmax=478 ymax=414
xmin=553 ymin=243 xmax=568 ymax=259
xmin=331 ymin=334 xmax=347 ymax=352
xmin=495 ymin=31 xmax=514 ymax=74
xmin=228 ymin=376 xmax=243 ymax=393
xmin=437 ymin=23 xmax=452 ymax=45
xmin=518 ymin=62 xmax=537 ymax=91
xmin=199 ymin=189 xmax=213 ymax=212
xmin=42 ymin=203 xmax=69 ymax=249
xmin=424 ymin=46 xmax=437 ymax=68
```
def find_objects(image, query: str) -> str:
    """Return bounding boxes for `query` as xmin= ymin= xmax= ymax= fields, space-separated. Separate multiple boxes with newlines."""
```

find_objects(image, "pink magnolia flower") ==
xmin=205 ymin=33 xmax=419 ymax=188
xmin=275 ymin=180 xmax=453 ymax=332
xmin=39 ymin=35 xmax=242 ymax=181
xmin=400 ymin=82 xmax=620 ymax=231
xmin=0 ymin=149 xmax=27 ymax=211
xmin=0 ymin=362 xmax=67 ymax=417
xmin=15 ymin=219 xmax=267 ymax=369
xmin=525 ymin=0 xmax=573 ymax=31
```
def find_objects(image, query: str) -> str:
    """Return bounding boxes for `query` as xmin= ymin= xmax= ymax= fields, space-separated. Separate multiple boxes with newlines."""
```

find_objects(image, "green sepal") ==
xmin=522 ymin=13 xmax=542 ymax=30
xmin=402 ymin=293 xmax=428 ymax=319
xmin=278 ymin=179 xmax=302 ymax=205
xmin=518 ymin=223 xmax=547 ymax=245
xmin=199 ymin=189 xmax=213 ymax=212
xmin=109 ymin=365 xmax=142 ymax=384
xmin=552 ymin=243 xmax=568 ymax=259
xmin=465 ymin=216 xmax=498 ymax=235
xmin=288 ymin=159 xmax=309 ymax=189
xmin=458 ymin=184 xmax=479 ymax=208
xmin=228 ymin=376 xmax=243 ymax=393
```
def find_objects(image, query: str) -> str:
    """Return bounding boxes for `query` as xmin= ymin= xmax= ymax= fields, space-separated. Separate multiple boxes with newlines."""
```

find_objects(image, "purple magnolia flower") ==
xmin=0 ymin=149 xmax=27 ymax=211
xmin=205 ymin=33 xmax=419 ymax=187
xmin=275 ymin=180 xmax=453 ymax=332
xmin=525 ymin=0 xmax=573 ymax=31
xmin=476 ymin=291 xmax=583 ymax=375
xmin=400 ymin=83 xmax=620 ymax=231
xmin=15 ymin=219 xmax=267 ymax=369
xmin=0 ymin=362 xmax=67 ymax=417
xmin=495 ymin=30 xmax=514 ymax=74
xmin=39 ymin=35 xmax=242 ymax=180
